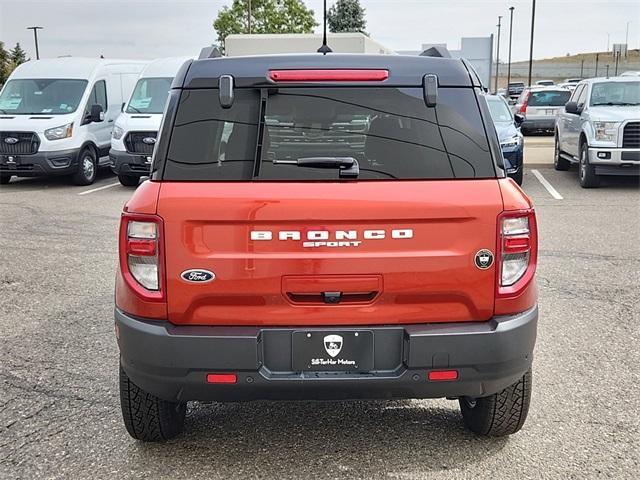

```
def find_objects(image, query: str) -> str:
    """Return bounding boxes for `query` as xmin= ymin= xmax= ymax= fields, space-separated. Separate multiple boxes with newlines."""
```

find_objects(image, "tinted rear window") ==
xmin=163 ymin=87 xmax=495 ymax=181
xmin=528 ymin=90 xmax=571 ymax=107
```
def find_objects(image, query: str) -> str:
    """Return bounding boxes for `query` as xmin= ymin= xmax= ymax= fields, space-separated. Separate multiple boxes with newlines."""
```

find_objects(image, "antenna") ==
xmin=317 ymin=0 xmax=332 ymax=54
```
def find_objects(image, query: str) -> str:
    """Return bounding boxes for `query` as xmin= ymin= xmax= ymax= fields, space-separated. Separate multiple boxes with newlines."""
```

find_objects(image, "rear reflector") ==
xmin=269 ymin=69 xmax=389 ymax=82
xmin=206 ymin=373 xmax=237 ymax=384
xmin=428 ymin=370 xmax=459 ymax=381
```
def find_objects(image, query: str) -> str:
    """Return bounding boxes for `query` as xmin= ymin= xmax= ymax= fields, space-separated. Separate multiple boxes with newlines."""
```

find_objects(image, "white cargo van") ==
xmin=110 ymin=57 xmax=190 ymax=186
xmin=0 ymin=58 xmax=147 ymax=185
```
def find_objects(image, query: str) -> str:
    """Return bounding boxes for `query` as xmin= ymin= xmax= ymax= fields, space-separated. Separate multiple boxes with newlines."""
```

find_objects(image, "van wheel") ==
xmin=119 ymin=364 xmax=186 ymax=442
xmin=72 ymin=147 xmax=97 ymax=185
xmin=459 ymin=368 xmax=531 ymax=437
xmin=553 ymin=134 xmax=570 ymax=171
xmin=118 ymin=174 xmax=140 ymax=187
xmin=0 ymin=174 xmax=11 ymax=185
xmin=579 ymin=142 xmax=599 ymax=188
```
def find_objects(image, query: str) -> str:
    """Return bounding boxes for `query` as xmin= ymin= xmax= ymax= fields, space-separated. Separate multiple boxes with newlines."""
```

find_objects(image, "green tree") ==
xmin=0 ymin=41 xmax=9 ymax=85
xmin=213 ymin=0 xmax=317 ymax=49
xmin=9 ymin=42 xmax=28 ymax=65
xmin=327 ymin=0 xmax=366 ymax=34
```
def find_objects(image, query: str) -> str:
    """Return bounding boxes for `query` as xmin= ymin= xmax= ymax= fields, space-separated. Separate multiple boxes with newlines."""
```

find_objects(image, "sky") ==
xmin=0 ymin=0 xmax=638 ymax=62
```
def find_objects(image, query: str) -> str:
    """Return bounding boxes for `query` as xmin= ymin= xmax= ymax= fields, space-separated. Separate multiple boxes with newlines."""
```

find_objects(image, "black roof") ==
xmin=173 ymin=54 xmax=478 ymax=89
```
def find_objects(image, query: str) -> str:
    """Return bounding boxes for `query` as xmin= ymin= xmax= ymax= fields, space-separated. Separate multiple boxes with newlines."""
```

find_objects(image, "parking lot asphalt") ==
xmin=1 ymin=167 xmax=639 ymax=479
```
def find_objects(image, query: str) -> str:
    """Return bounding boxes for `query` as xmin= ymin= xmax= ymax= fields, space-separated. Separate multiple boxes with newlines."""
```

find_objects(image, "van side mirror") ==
xmin=513 ymin=112 xmax=525 ymax=126
xmin=565 ymin=101 xmax=581 ymax=115
xmin=89 ymin=104 xmax=105 ymax=123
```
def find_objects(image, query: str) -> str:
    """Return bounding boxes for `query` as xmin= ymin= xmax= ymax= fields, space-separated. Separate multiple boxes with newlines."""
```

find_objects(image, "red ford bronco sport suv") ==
xmin=115 ymin=54 xmax=538 ymax=441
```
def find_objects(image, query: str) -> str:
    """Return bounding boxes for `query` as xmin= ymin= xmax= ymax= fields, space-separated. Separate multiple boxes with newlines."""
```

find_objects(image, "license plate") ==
xmin=1 ymin=155 xmax=19 ymax=167
xmin=545 ymin=109 xmax=557 ymax=115
xmin=291 ymin=330 xmax=374 ymax=372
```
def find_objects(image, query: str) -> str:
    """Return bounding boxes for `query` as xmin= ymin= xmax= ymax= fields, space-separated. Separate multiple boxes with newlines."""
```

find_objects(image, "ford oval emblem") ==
xmin=181 ymin=269 xmax=215 ymax=283
xmin=142 ymin=137 xmax=156 ymax=145
xmin=4 ymin=137 xmax=19 ymax=144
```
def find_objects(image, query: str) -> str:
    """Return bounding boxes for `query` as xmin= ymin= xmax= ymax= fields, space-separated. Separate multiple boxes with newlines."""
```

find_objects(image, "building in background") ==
xmin=224 ymin=33 xmax=394 ymax=57
xmin=398 ymin=37 xmax=493 ymax=88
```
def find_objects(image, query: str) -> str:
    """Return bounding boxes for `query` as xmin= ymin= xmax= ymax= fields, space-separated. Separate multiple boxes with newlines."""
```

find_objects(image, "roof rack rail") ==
xmin=198 ymin=46 xmax=223 ymax=60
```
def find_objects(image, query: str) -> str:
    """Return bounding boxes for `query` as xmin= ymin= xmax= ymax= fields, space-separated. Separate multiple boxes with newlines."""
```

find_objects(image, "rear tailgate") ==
xmin=158 ymin=180 xmax=503 ymax=326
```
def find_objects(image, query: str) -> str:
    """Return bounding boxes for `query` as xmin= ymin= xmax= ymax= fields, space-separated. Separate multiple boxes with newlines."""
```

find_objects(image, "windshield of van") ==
xmin=487 ymin=97 xmax=513 ymax=123
xmin=126 ymin=77 xmax=172 ymax=114
xmin=0 ymin=79 xmax=88 ymax=114
xmin=163 ymin=87 xmax=496 ymax=181
xmin=590 ymin=81 xmax=640 ymax=106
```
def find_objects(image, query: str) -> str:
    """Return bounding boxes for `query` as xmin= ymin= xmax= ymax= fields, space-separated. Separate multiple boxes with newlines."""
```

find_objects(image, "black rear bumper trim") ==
xmin=116 ymin=306 xmax=537 ymax=402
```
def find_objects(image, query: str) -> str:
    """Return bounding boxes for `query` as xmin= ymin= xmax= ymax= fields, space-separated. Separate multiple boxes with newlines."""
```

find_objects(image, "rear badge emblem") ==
xmin=324 ymin=335 xmax=343 ymax=358
xmin=181 ymin=269 xmax=215 ymax=283
xmin=475 ymin=249 xmax=494 ymax=270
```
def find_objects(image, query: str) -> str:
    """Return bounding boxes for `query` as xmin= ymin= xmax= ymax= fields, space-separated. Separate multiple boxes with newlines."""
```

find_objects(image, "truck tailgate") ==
xmin=157 ymin=180 xmax=503 ymax=326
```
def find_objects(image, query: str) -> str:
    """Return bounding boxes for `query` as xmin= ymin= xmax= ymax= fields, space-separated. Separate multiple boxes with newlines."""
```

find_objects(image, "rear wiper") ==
xmin=273 ymin=156 xmax=359 ymax=178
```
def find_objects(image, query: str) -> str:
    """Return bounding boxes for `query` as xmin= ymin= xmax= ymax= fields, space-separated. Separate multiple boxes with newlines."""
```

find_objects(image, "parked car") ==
xmin=487 ymin=94 xmax=524 ymax=185
xmin=564 ymin=78 xmax=582 ymax=84
xmin=507 ymin=81 xmax=525 ymax=100
xmin=559 ymin=82 xmax=578 ymax=91
xmin=620 ymin=71 xmax=640 ymax=77
xmin=514 ymin=86 xmax=572 ymax=134
xmin=0 ymin=57 xmax=147 ymax=185
xmin=115 ymin=54 xmax=538 ymax=441
xmin=555 ymin=77 xmax=640 ymax=187
xmin=535 ymin=80 xmax=555 ymax=86
xmin=110 ymin=57 xmax=191 ymax=186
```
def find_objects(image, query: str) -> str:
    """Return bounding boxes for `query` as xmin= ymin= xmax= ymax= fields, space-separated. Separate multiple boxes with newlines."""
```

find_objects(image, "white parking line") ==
xmin=531 ymin=169 xmax=563 ymax=200
xmin=77 ymin=182 xmax=120 ymax=196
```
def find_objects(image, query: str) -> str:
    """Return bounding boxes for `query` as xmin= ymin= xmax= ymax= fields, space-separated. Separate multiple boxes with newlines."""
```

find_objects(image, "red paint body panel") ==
xmin=154 ymin=180 xmax=506 ymax=326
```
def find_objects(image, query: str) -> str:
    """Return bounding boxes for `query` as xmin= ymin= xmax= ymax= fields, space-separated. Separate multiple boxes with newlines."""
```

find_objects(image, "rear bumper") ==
xmin=0 ymin=148 xmax=81 ymax=176
xmin=521 ymin=118 xmax=555 ymax=131
xmin=109 ymin=148 xmax=151 ymax=176
xmin=116 ymin=306 xmax=538 ymax=403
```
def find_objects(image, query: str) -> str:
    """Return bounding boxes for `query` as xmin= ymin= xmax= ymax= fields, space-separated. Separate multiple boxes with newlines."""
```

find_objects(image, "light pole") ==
xmin=506 ymin=7 xmax=515 ymax=93
xmin=606 ymin=32 xmax=610 ymax=52
xmin=247 ymin=0 xmax=252 ymax=33
xmin=495 ymin=15 xmax=502 ymax=93
xmin=527 ymin=0 xmax=536 ymax=87
xmin=26 ymin=26 xmax=43 ymax=60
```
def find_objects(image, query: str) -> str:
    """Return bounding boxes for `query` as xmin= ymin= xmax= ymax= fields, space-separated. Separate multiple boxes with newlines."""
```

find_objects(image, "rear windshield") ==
xmin=163 ymin=87 xmax=495 ymax=181
xmin=528 ymin=90 xmax=571 ymax=107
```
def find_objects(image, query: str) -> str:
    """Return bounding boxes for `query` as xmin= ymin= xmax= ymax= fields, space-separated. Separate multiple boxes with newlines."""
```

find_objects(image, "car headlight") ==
xmin=593 ymin=122 xmax=620 ymax=142
xmin=112 ymin=125 xmax=125 ymax=140
xmin=44 ymin=123 xmax=73 ymax=141
xmin=500 ymin=135 xmax=521 ymax=149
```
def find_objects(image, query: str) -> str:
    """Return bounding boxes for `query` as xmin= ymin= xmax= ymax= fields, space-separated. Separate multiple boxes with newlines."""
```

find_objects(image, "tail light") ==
xmin=119 ymin=213 xmax=165 ymax=301
xmin=497 ymin=210 xmax=537 ymax=297
xmin=519 ymin=92 xmax=530 ymax=113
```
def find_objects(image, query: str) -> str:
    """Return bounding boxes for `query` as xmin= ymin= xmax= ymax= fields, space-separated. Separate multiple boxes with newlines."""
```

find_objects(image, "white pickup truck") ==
xmin=554 ymin=77 xmax=640 ymax=188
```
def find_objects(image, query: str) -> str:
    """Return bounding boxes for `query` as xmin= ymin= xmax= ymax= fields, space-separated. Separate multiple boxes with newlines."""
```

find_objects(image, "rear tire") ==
xmin=72 ymin=147 xmax=97 ymax=186
xmin=118 ymin=174 xmax=140 ymax=187
xmin=119 ymin=364 xmax=186 ymax=442
xmin=553 ymin=134 xmax=570 ymax=171
xmin=579 ymin=142 xmax=599 ymax=188
xmin=0 ymin=174 xmax=11 ymax=185
xmin=459 ymin=368 xmax=532 ymax=437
